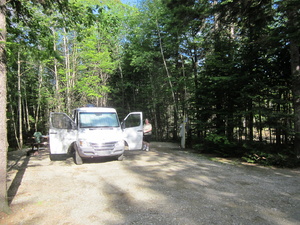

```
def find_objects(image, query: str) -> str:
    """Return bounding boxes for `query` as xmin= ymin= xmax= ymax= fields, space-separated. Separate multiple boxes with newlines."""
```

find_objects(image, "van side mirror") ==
xmin=121 ymin=121 xmax=125 ymax=129
xmin=71 ymin=121 xmax=77 ymax=130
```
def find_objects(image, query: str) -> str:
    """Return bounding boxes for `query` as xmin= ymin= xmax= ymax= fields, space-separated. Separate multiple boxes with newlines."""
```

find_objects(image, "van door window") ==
xmin=124 ymin=114 xmax=141 ymax=128
xmin=51 ymin=113 xmax=73 ymax=129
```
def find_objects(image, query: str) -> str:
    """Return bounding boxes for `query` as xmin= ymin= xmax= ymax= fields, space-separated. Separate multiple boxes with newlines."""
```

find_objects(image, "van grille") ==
xmin=90 ymin=142 xmax=117 ymax=151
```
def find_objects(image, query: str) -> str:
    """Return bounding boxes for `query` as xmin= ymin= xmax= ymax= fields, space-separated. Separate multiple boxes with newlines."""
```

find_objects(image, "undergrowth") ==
xmin=192 ymin=134 xmax=300 ymax=168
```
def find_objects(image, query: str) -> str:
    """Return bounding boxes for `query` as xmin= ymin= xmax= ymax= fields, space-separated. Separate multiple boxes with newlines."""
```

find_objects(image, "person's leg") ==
xmin=143 ymin=136 xmax=148 ymax=151
xmin=142 ymin=136 xmax=147 ymax=150
xmin=142 ymin=141 xmax=146 ymax=150
xmin=145 ymin=135 xmax=151 ymax=151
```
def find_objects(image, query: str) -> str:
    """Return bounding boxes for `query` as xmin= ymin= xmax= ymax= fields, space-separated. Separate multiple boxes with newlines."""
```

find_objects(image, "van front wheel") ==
xmin=117 ymin=154 xmax=124 ymax=161
xmin=74 ymin=149 xmax=83 ymax=165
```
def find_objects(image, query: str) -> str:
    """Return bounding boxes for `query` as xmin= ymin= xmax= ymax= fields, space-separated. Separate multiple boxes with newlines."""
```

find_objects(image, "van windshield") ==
xmin=79 ymin=112 xmax=120 ymax=128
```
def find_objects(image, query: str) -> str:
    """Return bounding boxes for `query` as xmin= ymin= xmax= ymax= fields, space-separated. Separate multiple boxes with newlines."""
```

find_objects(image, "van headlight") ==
xmin=115 ymin=140 xmax=124 ymax=148
xmin=79 ymin=140 xmax=89 ymax=147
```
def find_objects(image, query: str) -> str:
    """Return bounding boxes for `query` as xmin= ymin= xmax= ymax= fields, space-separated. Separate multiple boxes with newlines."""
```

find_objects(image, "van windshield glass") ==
xmin=79 ymin=112 xmax=119 ymax=128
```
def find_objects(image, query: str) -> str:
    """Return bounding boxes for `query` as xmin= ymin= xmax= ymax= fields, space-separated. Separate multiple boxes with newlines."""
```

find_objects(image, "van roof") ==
xmin=74 ymin=107 xmax=117 ymax=113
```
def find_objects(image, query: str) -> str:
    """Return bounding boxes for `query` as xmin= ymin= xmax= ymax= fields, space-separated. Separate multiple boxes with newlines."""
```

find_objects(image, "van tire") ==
xmin=50 ymin=154 xmax=68 ymax=161
xmin=50 ymin=154 xmax=59 ymax=161
xmin=74 ymin=149 xmax=83 ymax=165
xmin=117 ymin=154 xmax=124 ymax=161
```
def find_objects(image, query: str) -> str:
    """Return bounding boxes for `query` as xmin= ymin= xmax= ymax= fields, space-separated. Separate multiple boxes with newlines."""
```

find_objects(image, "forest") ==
xmin=2 ymin=0 xmax=300 ymax=168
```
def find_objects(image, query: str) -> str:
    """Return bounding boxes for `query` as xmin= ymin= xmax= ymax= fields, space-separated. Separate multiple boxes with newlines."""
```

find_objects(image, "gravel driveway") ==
xmin=1 ymin=142 xmax=300 ymax=225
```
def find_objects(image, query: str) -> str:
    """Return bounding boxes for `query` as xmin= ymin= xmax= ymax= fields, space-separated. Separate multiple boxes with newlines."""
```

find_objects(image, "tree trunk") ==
xmin=35 ymin=63 xmax=43 ymax=131
xmin=290 ymin=39 xmax=300 ymax=157
xmin=247 ymin=100 xmax=254 ymax=141
xmin=258 ymin=97 xmax=263 ymax=142
xmin=287 ymin=6 xmax=300 ymax=157
xmin=63 ymin=28 xmax=71 ymax=114
xmin=119 ymin=63 xmax=125 ymax=109
xmin=23 ymin=94 xmax=31 ymax=132
xmin=155 ymin=19 xmax=177 ymax=114
xmin=0 ymin=0 xmax=11 ymax=214
xmin=17 ymin=51 xmax=23 ymax=149
xmin=276 ymin=102 xmax=281 ymax=145
xmin=51 ymin=27 xmax=61 ymax=112
xmin=9 ymin=103 xmax=19 ymax=147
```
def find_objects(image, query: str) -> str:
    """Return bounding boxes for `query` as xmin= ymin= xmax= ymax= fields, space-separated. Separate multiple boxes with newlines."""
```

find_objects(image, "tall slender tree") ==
xmin=0 ymin=0 xmax=79 ymax=213
xmin=0 ymin=0 xmax=10 ymax=214
xmin=284 ymin=0 xmax=300 ymax=157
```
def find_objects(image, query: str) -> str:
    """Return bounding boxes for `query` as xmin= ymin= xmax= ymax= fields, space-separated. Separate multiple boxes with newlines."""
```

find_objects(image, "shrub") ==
xmin=242 ymin=150 xmax=300 ymax=168
xmin=202 ymin=134 xmax=241 ymax=157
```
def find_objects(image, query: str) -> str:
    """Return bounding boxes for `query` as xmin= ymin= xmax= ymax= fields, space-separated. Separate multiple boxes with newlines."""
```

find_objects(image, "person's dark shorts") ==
xmin=143 ymin=135 xmax=151 ymax=143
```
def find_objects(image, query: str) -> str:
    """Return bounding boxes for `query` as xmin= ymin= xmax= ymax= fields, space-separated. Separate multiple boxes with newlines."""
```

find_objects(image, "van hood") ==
xmin=78 ymin=128 xmax=123 ymax=143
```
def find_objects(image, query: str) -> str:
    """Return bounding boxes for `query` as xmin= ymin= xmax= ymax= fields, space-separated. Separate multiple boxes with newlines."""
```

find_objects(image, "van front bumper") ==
xmin=77 ymin=141 xmax=124 ymax=158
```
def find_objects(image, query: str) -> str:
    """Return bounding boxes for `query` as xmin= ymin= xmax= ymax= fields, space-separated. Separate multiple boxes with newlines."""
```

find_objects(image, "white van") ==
xmin=49 ymin=107 xmax=143 ymax=164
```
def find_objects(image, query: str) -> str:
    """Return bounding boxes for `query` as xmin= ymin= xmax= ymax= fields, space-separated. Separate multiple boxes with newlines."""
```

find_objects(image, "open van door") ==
xmin=122 ymin=112 xmax=143 ymax=150
xmin=49 ymin=112 xmax=76 ymax=155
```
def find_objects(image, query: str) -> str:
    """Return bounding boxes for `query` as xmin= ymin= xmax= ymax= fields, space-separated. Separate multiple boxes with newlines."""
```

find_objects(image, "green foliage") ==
xmin=201 ymin=134 xmax=240 ymax=157
xmin=205 ymin=133 xmax=231 ymax=146
xmin=4 ymin=0 xmax=300 ymax=167
xmin=242 ymin=148 xmax=300 ymax=168
xmin=75 ymin=75 xmax=110 ymax=99
xmin=236 ymin=141 xmax=297 ymax=167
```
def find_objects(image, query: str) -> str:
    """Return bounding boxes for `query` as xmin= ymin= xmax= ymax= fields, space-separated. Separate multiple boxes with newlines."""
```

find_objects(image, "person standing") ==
xmin=32 ymin=131 xmax=43 ymax=155
xmin=143 ymin=118 xmax=152 ymax=151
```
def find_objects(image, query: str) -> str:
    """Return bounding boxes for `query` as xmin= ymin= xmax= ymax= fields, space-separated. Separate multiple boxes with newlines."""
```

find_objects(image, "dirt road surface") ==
xmin=1 ymin=142 xmax=300 ymax=225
